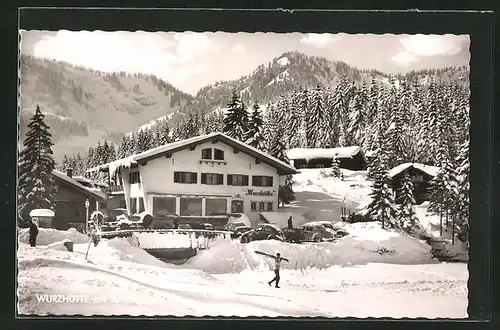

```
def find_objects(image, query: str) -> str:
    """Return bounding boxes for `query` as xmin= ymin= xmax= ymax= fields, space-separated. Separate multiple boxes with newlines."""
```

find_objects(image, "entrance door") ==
xmin=231 ymin=200 xmax=244 ymax=213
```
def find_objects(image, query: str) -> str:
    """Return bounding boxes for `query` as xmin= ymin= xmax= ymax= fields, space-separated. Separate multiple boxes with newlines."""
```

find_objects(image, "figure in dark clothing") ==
xmin=262 ymin=252 xmax=289 ymax=288
xmin=287 ymin=216 xmax=293 ymax=229
xmin=29 ymin=219 xmax=39 ymax=247
xmin=173 ymin=216 xmax=179 ymax=229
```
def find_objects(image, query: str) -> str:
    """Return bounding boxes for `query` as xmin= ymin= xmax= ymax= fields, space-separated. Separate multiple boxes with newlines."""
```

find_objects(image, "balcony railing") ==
xmin=105 ymin=185 xmax=124 ymax=193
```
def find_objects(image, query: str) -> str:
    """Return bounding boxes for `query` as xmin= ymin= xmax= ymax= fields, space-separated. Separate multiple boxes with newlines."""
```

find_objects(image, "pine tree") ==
xmin=366 ymin=156 xmax=397 ymax=229
xmin=268 ymin=128 xmax=295 ymax=207
xmin=18 ymin=105 xmax=57 ymax=224
xmin=117 ymin=136 xmax=128 ymax=159
xmin=306 ymin=85 xmax=326 ymax=148
xmin=61 ymin=154 xmax=70 ymax=171
xmin=222 ymin=91 xmax=249 ymax=140
xmin=158 ymin=120 xmax=172 ymax=145
xmin=397 ymin=172 xmax=419 ymax=234
xmin=244 ymin=102 xmax=266 ymax=150
xmin=330 ymin=153 xmax=342 ymax=178
xmin=454 ymin=139 xmax=469 ymax=243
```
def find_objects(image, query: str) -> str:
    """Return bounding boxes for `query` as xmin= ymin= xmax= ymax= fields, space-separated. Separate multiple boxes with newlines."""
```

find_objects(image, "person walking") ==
xmin=266 ymin=252 xmax=289 ymax=288
xmin=287 ymin=216 xmax=293 ymax=229
xmin=29 ymin=219 xmax=39 ymax=247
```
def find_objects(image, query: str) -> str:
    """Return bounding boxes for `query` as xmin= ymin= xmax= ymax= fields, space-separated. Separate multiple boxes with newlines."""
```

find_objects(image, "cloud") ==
xmin=231 ymin=43 xmax=246 ymax=53
xmin=399 ymin=34 xmax=467 ymax=57
xmin=31 ymin=30 xmax=218 ymax=94
xmin=300 ymin=33 xmax=339 ymax=48
xmin=391 ymin=51 xmax=419 ymax=66
xmin=174 ymin=32 xmax=215 ymax=61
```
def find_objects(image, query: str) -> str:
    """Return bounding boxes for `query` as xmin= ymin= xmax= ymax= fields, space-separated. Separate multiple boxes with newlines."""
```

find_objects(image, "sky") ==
xmin=20 ymin=30 xmax=470 ymax=95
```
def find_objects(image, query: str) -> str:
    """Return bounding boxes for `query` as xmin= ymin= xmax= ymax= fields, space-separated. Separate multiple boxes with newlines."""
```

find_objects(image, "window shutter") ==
xmin=174 ymin=172 xmax=180 ymax=183
xmin=268 ymin=176 xmax=273 ymax=187
xmin=191 ymin=172 xmax=197 ymax=183
xmin=243 ymin=175 xmax=249 ymax=186
xmin=218 ymin=174 xmax=224 ymax=185
xmin=201 ymin=173 xmax=207 ymax=184
xmin=227 ymin=175 xmax=233 ymax=185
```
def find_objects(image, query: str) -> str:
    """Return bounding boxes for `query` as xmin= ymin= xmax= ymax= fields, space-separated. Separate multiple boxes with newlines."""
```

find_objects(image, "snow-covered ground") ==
xmin=17 ymin=168 xmax=468 ymax=318
xmin=17 ymin=223 xmax=467 ymax=318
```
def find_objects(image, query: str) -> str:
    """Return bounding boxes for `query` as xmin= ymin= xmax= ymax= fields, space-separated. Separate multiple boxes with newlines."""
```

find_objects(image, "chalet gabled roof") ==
xmin=388 ymin=163 xmax=440 ymax=179
xmin=87 ymin=132 xmax=299 ymax=176
xmin=52 ymin=170 xmax=106 ymax=200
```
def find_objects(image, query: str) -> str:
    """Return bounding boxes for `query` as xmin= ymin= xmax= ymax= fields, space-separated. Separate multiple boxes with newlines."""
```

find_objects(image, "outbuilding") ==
xmin=388 ymin=163 xmax=440 ymax=205
xmin=287 ymin=146 xmax=367 ymax=171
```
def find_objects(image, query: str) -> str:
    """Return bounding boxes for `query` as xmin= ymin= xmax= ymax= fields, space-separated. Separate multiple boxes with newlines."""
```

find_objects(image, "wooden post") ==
xmin=439 ymin=209 xmax=443 ymax=236
xmin=85 ymin=198 xmax=90 ymax=234
xmin=451 ymin=214 xmax=455 ymax=245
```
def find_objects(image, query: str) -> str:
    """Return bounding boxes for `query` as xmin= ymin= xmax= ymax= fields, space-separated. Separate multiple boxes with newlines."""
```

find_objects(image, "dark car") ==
xmin=281 ymin=227 xmax=305 ymax=243
xmin=240 ymin=224 xmax=285 ymax=243
xmin=299 ymin=223 xmax=335 ymax=242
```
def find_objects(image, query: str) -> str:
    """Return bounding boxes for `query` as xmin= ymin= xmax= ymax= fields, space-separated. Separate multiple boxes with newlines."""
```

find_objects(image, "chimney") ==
xmin=66 ymin=168 xmax=73 ymax=178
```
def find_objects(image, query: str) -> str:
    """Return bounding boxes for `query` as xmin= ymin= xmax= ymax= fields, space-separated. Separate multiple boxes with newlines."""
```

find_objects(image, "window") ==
xmin=99 ymin=202 xmax=107 ymax=210
xmin=251 ymin=202 xmax=257 ymax=211
xmin=259 ymin=202 xmax=265 ymax=211
xmin=300 ymin=165 xmax=308 ymax=169
xmin=316 ymin=164 xmax=324 ymax=169
xmin=201 ymin=173 xmax=224 ymax=185
xmin=267 ymin=202 xmax=273 ymax=211
xmin=180 ymin=198 xmax=202 ymax=216
xmin=174 ymin=172 xmax=198 ymax=184
xmin=129 ymin=172 xmax=141 ymax=184
xmin=119 ymin=199 xmax=127 ymax=209
xmin=130 ymin=198 xmax=137 ymax=214
xmin=206 ymin=198 xmax=227 ymax=216
xmin=214 ymin=149 xmax=224 ymax=160
xmin=227 ymin=174 xmax=249 ymax=186
xmin=201 ymin=148 xmax=212 ymax=160
xmin=138 ymin=197 xmax=145 ymax=213
xmin=252 ymin=175 xmax=274 ymax=187
xmin=153 ymin=197 xmax=176 ymax=216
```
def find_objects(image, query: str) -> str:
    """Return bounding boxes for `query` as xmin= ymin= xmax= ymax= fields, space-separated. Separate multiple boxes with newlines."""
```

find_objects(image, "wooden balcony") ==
xmin=105 ymin=185 xmax=124 ymax=193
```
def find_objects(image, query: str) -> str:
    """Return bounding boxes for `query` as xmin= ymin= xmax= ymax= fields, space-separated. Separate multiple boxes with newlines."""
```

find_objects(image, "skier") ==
xmin=29 ymin=218 xmax=39 ymax=247
xmin=265 ymin=252 xmax=289 ymax=288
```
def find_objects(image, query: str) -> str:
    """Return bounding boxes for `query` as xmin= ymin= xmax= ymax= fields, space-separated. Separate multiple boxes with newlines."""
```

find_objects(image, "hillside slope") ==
xmin=19 ymin=55 xmax=194 ymax=159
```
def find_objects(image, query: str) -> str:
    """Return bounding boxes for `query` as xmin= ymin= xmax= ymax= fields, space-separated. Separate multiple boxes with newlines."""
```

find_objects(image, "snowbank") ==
xmin=18 ymin=228 xmax=88 ymax=246
xmin=185 ymin=222 xmax=433 ymax=274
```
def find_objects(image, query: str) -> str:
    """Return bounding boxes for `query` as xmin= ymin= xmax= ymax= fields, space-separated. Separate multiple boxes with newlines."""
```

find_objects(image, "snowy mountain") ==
xmin=19 ymin=55 xmax=194 ymax=159
xmin=183 ymin=51 xmax=388 ymax=115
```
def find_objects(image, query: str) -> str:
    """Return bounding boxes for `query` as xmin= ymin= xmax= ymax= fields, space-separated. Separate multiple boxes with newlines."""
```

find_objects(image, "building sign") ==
xmin=246 ymin=189 xmax=273 ymax=196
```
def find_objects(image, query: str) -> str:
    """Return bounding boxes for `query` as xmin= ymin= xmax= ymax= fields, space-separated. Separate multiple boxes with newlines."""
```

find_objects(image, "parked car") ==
xmin=347 ymin=209 xmax=374 ymax=223
xmin=281 ymin=227 xmax=305 ymax=243
xmin=240 ymin=224 xmax=285 ymax=243
xmin=313 ymin=221 xmax=350 ymax=238
xmin=177 ymin=223 xmax=192 ymax=230
xmin=299 ymin=223 xmax=334 ymax=242
xmin=224 ymin=223 xmax=252 ymax=239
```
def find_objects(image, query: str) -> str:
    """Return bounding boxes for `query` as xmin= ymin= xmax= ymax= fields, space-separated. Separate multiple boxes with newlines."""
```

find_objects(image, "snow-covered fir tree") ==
xmin=306 ymin=85 xmax=326 ymax=148
xmin=18 ymin=105 xmax=57 ymax=224
xmin=367 ymin=156 xmax=397 ymax=230
xmin=244 ymin=102 xmax=266 ymax=150
xmin=329 ymin=153 xmax=342 ymax=178
xmin=222 ymin=91 xmax=249 ymax=141
xmin=397 ymin=172 xmax=419 ymax=234
xmin=117 ymin=136 xmax=128 ymax=159
xmin=268 ymin=128 xmax=295 ymax=207
xmin=453 ymin=139 xmax=469 ymax=242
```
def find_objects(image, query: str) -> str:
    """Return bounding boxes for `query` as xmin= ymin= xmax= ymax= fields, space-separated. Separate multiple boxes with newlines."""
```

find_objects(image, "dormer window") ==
xmin=201 ymin=148 xmax=212 ymax=160
xmin=201 ymin=148 xmax=224 ymax=161
xmin=214 ymin=148 xmax=224 ymax=160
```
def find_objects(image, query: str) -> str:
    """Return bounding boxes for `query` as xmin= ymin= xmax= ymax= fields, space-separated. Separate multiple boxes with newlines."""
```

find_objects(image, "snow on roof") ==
xmin=87 ymin=132 xmax=298 ymax=176
xmin=29 ymin=209 xmax=55 ymax=217
xmin=52 ymin=170 xmax=106 ymax=200
xmin=388 ymin=163 xmax=440 ymax=179
xmin=287 ymin=146 xmax=363 ymax=160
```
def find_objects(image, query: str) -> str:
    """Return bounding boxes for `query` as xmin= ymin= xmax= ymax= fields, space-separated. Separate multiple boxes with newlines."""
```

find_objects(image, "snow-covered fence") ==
xmin=100 ymin=229 xmax=232 ymax=250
